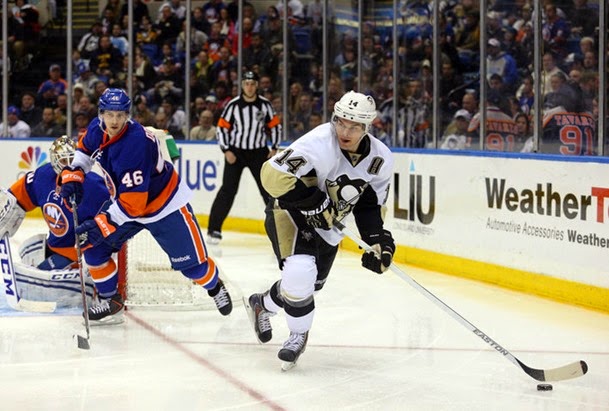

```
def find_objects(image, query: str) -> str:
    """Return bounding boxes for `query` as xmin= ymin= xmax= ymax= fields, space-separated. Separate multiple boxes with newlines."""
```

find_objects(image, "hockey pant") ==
xmin=83 ymin=204 xmax=219 ymax=297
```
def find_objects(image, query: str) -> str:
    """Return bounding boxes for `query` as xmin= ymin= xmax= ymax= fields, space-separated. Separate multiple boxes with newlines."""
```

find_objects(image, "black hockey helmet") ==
xmin=243 ymin=71 xmax=259 ymax=82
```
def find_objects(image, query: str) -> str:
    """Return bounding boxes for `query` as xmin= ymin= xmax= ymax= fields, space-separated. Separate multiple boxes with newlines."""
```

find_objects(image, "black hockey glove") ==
xmin=298 ymin=189 xmax=337 ymax=230
xmin=361 ymin=229 xmax=395 ymax=274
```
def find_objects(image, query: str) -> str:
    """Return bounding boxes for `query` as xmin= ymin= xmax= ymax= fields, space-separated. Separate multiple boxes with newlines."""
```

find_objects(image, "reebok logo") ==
xmin=171 ymin=255 xmax=191 ymax=263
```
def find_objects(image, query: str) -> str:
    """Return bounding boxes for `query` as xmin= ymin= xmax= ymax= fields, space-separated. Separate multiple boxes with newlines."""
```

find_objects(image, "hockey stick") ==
xmin=0 ymin=234 xmax=56 ymax=313
xmin=71 ymin=198 xmax=90 ymax=350
xmin=334 ymin=219 xmax=588 ymax=382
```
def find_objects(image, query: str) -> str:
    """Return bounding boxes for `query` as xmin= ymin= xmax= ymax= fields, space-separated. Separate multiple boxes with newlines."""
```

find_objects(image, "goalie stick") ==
xmin=334 ymin=219 xmax=588 ymax=382
xmin=71 ymin=198 xmax=90 ymax=350
xmin=0 ymin=234 xmax=57 ymax=313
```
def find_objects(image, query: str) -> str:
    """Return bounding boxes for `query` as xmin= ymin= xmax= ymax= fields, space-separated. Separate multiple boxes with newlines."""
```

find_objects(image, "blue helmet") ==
xmin=98 ymin=88 xmax=131 ymax=113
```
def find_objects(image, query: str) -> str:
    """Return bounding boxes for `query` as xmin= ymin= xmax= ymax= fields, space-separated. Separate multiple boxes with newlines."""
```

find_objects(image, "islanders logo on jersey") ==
xmin=19 ymin=146 xmax=48 ymax=171
xmin=43 ymin=202 xmax=69 ymax=237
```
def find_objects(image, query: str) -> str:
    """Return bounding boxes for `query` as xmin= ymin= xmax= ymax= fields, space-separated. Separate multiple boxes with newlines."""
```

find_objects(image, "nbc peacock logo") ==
xmin=19 ymin=146 xmax=48 ymax=171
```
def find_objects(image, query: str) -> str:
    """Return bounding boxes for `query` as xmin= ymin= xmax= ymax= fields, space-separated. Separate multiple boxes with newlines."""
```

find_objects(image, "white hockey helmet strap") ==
xmin=50 ymin=135 xmax=76 ymax=174
xmin=333 ymin=91 xmax=377 ymax=131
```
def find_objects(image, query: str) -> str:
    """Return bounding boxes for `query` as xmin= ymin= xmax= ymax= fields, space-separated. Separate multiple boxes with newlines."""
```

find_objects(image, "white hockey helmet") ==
xmin=333 ymin=91 xmax=377 ymax=130
xmin=49 ymin=135 xmax=76 ymax=174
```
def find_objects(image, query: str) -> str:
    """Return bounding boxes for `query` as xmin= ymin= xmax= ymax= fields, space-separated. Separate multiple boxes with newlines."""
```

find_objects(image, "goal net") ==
xmin=118 ymin=230 xmax=243 ymax=310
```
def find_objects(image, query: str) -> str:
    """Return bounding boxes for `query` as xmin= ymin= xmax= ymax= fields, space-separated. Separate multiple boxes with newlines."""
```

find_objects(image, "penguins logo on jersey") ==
xmin=325 ymin=175 xmax=368 ymax=218
xmin=43 ymin=203 xmax=69 ymax=237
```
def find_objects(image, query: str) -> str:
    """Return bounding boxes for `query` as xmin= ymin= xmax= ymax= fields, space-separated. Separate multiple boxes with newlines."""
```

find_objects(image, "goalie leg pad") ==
xmin=18 ymin=233 xmax=47 ymax=267
xmin=14 ymin=262 xmax=95 ymax=307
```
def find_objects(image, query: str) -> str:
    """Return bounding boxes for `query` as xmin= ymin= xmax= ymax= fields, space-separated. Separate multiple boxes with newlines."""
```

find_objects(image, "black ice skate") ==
xmin=278 ymin=331 xmax=309 ymax=371
xmin=245 ymin=293 xmax=275 ymax=343
xmin=87 ymin=293 xmax=125 ymax=326
xmin=208 ymin=279 xmax=232 ymax=315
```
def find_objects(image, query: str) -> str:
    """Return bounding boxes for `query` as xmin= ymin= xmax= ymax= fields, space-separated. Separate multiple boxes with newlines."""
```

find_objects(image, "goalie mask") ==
xmin=50 ymin=136 xmax=76 ymax=174
xmin=332 ymin=91 xmax=377 ymax=134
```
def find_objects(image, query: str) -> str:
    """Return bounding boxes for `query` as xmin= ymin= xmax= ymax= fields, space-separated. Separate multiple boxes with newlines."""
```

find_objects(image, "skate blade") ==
xmin=85 ymin=313 xmax=125 ymax=327
xmin=281 ymin=360 xmax=298 ymax=372
xmin=242 ymin=296 xmax=262 ymax=343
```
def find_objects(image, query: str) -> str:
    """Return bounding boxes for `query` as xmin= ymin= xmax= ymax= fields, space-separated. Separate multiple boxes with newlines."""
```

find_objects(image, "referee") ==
xmin=207 ymin=71 xmax=282 ymax=243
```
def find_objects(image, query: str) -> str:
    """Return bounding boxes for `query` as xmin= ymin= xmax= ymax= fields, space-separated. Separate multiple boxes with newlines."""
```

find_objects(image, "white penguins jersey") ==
xmin=261 ymin=122 xmax=393 ymax=246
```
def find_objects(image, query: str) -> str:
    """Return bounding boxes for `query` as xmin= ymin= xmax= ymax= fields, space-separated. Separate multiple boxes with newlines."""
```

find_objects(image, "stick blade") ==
xmin=76 ymin=334 xmax=90 ymax=350
xmin=14 ymin=299 xmax=57 ymax=313
xmin=542 ymin=360 xmax=588 ymax=382
xmin=520 ymin=359 xmax=588 ymax=382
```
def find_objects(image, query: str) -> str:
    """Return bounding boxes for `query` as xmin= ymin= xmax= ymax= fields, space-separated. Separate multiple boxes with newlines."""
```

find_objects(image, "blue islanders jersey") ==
xmin=73 ymin=117 xmax=192 ymax=225
xmin=9 ymin=163 xmax=110 ymax=261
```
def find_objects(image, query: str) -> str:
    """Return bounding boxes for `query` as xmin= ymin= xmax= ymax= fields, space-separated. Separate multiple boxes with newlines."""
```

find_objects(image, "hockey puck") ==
xmin=537 ymin=384 xmax=553 ymax=391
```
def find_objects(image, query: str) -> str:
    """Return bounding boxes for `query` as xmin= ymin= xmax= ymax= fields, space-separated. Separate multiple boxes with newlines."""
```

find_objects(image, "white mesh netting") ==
xmin=121 ymin=230 xmax=243 ymax=310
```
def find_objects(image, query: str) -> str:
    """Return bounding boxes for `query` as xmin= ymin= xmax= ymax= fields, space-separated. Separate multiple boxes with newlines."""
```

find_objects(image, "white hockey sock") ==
xmin=263 ymin=292 xmax=281 ymax=313
xmin=285 ymin=310 xmax=314 ymax=334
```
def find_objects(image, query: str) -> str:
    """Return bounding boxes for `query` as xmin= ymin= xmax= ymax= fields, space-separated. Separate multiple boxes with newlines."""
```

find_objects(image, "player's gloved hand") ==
xmin=298 ymin=189 xmax=336 ymax=230
xmin=361 ymin=229 xmax=395 ymax=274
xmin=75 ymin=213 xmax=117 ymax=248
xmin=57 ymin=166 xmax=85 ymax=205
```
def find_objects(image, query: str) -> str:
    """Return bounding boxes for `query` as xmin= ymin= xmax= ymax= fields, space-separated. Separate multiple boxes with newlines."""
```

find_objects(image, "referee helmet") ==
xmin=243 ymin=71 xmax=259 ymax=82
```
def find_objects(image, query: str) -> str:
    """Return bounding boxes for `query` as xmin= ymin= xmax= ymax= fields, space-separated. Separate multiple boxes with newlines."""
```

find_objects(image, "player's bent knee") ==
xmin=280 ymin=254 xmax=316 ymax=316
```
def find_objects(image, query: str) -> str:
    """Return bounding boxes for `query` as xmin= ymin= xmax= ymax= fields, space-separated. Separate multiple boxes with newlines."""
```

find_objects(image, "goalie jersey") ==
xmin=261 ymin=122 xmax=393 ymax=246
xmin=8 ymin=163 xmax=110 ymax=262
xmin=73 ymin=117 xmax=192 ymax=225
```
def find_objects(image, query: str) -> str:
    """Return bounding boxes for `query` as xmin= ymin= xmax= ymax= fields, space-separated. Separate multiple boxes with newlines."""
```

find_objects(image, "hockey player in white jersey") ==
xmin=246 ymin=91 xmax=395 ymax=370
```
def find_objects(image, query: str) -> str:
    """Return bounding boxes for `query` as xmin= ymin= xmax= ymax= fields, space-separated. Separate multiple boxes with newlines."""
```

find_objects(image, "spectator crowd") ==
xmin=0 ymin=0 xmax=605 ymax=155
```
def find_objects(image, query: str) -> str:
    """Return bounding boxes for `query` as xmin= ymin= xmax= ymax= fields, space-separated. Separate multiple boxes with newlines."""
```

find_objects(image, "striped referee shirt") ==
xmin=216 ymin=94 xmax=282 ymax=151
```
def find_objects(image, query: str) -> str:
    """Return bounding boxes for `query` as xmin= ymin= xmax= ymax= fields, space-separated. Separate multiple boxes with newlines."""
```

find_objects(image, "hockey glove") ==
xmin=298 ymin=190 xmax=336 ymax=230
xmin=75 ymin=213 xmax=117 ymax=248
xmin=0 ymin=189 xmax=25 ymax=238
xmin=361 ymin=229 xmax=395 ymax=274
xmin=57 ymin=166 xmax=85 ymax=205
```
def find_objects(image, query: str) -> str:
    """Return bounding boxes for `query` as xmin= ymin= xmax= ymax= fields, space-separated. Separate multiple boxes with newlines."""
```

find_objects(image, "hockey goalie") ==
xmin=1 ymin=136 xmax=110 ymax=310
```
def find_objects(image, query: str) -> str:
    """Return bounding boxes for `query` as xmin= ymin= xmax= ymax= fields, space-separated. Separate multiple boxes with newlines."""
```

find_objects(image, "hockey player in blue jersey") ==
xmin=57 ymin=88 xmax=232 ymax=324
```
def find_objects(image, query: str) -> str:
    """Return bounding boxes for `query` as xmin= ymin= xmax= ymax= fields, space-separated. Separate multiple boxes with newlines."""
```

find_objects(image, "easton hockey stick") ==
xmin=71 ymin=198 xmax=90 ymax=350
xmin=334 ymin=219 xmax=588 ymax=382
xmin=0 ymin=234 xmax=56 ymax=313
